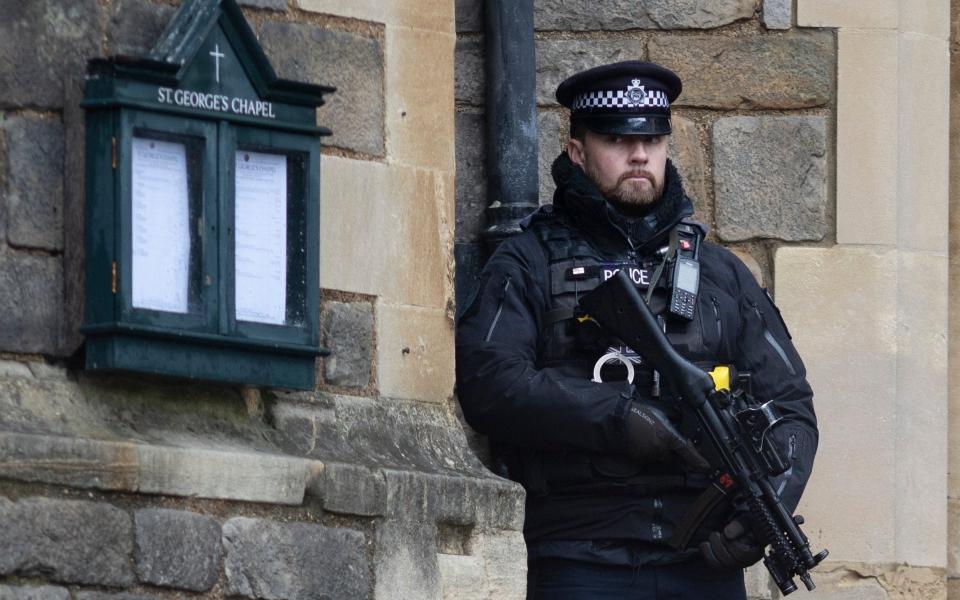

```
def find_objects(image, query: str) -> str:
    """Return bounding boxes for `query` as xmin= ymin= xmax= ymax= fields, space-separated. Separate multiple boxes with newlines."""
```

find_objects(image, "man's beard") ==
xmin=585 ymin=163 xmax=665 ymax=216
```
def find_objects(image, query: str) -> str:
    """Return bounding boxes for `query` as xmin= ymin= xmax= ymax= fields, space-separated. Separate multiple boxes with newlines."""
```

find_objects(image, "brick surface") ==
xmin=223 ymin=517 xmax=369 ymax=600
xmin=648 ymin=31 xmax=833 ymax=109
xmin=2 ymin=116 xmax=64 ymax=251
xmin=0 ymin=497 xmax=134 ymax=587
xmin=534 ymin=0 xmax=754 ymax=31
xmin=0 ymin=0 xmax=101 ymax=108
xmin=259 ymin=21 xmax=384 ymax=156
xmin=322 ymin=300 xmax=374 ymax=387
xmin=713 ymin=116 xmax=828 ymax=241
xmin=0 ymin=251 xmax=62 ymax=354
xmin=134 ymin=508 xmax=221 ymax=591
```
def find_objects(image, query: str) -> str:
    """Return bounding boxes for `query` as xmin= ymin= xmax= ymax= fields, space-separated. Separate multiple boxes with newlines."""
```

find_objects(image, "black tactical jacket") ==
xmin=456 ymin=153 xmax=818 ymax=566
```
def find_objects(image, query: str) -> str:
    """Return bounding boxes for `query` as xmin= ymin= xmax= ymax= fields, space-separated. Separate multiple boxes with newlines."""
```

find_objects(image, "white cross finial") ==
xmin=210 ymin=44 xmax=225 ymax=83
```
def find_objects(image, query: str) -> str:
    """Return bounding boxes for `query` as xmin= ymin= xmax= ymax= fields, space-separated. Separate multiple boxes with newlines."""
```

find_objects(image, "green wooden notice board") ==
xmin=81 ymin=0 xmax=334 ymax=389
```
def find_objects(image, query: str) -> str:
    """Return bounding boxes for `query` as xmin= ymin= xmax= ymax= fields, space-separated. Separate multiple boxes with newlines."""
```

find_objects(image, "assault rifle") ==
xmin=579 ymin=270 xmax=828 ymax=595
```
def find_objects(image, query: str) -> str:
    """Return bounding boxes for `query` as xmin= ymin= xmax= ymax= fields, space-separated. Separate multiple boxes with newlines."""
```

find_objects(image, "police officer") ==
xmin=455 ymin=61 xmax=818 ymax=599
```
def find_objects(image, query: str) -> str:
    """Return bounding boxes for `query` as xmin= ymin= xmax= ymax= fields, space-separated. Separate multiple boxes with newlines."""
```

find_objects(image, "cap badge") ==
xmin=627 ymin=79 xmax=646 ymax=106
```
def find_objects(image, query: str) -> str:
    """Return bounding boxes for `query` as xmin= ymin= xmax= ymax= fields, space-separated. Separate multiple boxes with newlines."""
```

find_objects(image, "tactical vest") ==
xmin=514 ymin=212 xmax=720 ymax=499
xmin=528 ymin=212 xmax=707 ymax=380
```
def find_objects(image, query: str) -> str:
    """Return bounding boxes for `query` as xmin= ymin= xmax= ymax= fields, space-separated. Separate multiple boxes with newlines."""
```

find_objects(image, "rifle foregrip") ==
xmin=579 ymin=271 xmax=715 ymax=407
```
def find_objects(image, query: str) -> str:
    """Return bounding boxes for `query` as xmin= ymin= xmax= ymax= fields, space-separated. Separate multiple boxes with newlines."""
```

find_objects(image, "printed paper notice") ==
xmin=235 ymin=151 xmax=287 ymax=325
xmin=131 ymin=137 xmax=191 ymax=313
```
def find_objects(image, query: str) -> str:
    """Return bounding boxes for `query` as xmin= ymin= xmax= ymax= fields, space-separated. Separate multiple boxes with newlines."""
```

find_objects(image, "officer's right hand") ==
xmin=626 ymin=402 xmax=710 ymax=471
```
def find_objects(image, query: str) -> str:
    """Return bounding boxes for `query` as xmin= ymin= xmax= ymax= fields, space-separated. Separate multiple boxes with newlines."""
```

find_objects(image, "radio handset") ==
xmin=668 ymin=224 xmax=701 ymax=321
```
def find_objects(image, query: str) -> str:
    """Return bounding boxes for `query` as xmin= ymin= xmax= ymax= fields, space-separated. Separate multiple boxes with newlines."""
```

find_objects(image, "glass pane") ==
xmin=234 ymin=150 xmax=287 ymax=325
xmin=131 ymin=136 xmax=192 ymax=313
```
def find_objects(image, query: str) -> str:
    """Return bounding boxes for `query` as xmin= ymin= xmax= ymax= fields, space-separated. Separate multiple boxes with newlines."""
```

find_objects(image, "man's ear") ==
xmin=567 ymin=138 xmax=585 ymax=167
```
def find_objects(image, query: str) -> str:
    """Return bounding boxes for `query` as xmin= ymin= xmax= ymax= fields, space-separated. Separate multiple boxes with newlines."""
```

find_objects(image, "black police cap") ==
xmin=555 ymin=61 xmax=682 ymax=136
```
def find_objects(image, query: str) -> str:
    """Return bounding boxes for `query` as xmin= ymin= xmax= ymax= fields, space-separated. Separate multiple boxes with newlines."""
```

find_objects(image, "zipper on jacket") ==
xmin=709 ymin=295 xmax=722 ymax=339
xmin=775 ymin=433 xmax=797 ymax=497
xmin=750 ymin=300 xmax=797 ymax=376
xmin=485 ymin=276 xmax=512 ymax=342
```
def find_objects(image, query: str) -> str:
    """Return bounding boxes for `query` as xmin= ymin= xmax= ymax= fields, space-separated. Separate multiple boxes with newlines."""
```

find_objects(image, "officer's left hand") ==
xmin=700 ymin=517 xmax=764 ymax=569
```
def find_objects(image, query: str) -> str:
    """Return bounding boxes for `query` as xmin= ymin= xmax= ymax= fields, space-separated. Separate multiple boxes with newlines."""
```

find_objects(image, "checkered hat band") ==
xmin=572 ymin=89 xmax=669 ymax=110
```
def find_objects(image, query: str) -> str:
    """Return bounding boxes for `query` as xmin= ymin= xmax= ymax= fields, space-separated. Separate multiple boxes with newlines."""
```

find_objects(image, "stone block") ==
xmin=259 ymin=22 xmax=384 ymax=156
xmin=305 ymin=393 xmax=494 ymax=480
xmin=468 ymin=530 xmax=528 ymax=598
xmin=2 ymin=116 xmax=64 ymax=251
xmin=455 ymin=111 xmax=487 ymax=243
xmin=713 ymin=116 xmax=827 ymax=242
xmin=455 ymin=37 xmax=485 ymax=105
xmin=374 ymin=520 xmax=440 ymax=600
xmin=0 ymin=251 xmax=63 ymax=354
xmin=0 ymin=585 xmax=69 ymax=600
xmin=775 ymin=247 xmax=898 ymax=562
xmin=648 ymin=31 xmax=833 ymax=109
xmin=796 ymin=0 xmax=898 ymax=29
xmin=296 ymin=0 xmax=453 ymax=32
xmin=538 ymin=110 xmax=562 ymax=204
xmin=0 ymin=432 xmax=138 ymax=491
xmin=668 ymin=116 xmax=707 ymax=214
xmin=134 ymin=508 xmax=221 ymax=591
xmin=268 ymin=401 xmax=333 ymax=454
xmin=381 ymin=469 xmax=524 ymax=530
xmin=0 ymin=0 xmax=100 ymax=108
xmin=0 ymin=497 xmax=134 ymax=586
xmin=729 ymin=248 xmax=765 ymax=287
xmin=897 ymin=34 xmax=950 ymax=254
xmin=899 ymin=1 xmax=950 ymax=37
xmin=223 ymin=517 xmax=369 ymax=600
xmin=534 ymin=0 xmax=753 ymax=31
xmin=386 ymin=26 xmax=456 ymax=171
xmin=893 ymin=251 xmax=948 ymax=566
xmin=239 ymin=0 xmax=287 ymax=10
xmin=317 ymin=461 xmax=387 ymax=516
xmin=836 ymin=30 xmax=897 ymax=245
xmin=322 ymin=300 xmax=373 ymax=387
xmin=536 ymin=38 xmax=644 ymax=105
xmin=950 ymin=497 xmax=960 ymax=575
xmin=75 ymin=594 xmax=161 ymax=600
xmin=137 ymin=444 xmax=308 ymax=505
xmin=456 ymin=0 xmax=484 ymax=32
xmin=377 ymin=303 xmax=455 ymax=403
xmin=320 ymin=157 xmax=450 ymax=308
xmin=763 ymin=0 xmax=792 ymax=29
xmin=106 ymin=0 xmax=177 ymax=57
xmin=806 ymin=569 xmax=890 ymax=599
xmin=744 ymin=563 xmax=772 ymax=599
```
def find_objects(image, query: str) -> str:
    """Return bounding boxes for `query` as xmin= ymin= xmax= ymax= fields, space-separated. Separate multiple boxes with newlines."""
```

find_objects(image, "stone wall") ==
xmin=0 ymin=0 xmax=526 ymax=598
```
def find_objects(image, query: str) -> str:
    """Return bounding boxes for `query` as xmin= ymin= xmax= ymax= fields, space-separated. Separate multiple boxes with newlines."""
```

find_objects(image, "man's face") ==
xmin=567 ymin=130 xmax=668 ymax=214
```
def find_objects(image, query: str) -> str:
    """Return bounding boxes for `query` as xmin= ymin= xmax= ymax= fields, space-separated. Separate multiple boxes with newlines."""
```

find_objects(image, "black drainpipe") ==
xmin=482 ymin=0 xmax=539 ymax=252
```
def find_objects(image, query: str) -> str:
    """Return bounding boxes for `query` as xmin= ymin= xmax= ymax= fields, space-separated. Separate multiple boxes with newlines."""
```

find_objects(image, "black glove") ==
xmin=700 ymin=517 xmax=765 ymax=569
xmin=626 ymin=402 xmax=710 ymax=471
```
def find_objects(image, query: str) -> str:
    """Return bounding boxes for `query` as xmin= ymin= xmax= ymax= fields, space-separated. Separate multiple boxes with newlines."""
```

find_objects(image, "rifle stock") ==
xmin=579 ymin=270 xmax=827 ymax=595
